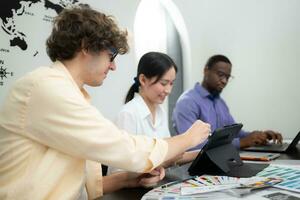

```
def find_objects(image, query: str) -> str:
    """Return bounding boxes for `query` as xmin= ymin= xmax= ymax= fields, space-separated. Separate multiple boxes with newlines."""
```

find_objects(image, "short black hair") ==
xmin=205 ymin=55 xmax=231 ymax=69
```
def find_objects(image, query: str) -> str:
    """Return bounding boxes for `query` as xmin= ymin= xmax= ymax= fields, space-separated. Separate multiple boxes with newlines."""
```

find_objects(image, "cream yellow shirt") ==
xmin=0 ymin=61 xmax=168 ymax=200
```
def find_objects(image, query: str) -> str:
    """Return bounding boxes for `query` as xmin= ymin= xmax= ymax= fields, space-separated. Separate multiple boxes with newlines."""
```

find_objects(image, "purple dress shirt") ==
xmin=172 ymin=82 xmax=249 ymax=150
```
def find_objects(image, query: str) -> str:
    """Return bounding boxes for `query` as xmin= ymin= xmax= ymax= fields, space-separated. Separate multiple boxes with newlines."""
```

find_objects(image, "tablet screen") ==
xmin=203 ymin=123 xmax=243 ymax=150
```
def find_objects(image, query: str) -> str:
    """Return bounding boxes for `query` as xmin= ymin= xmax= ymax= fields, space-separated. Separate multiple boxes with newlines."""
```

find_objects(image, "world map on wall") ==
xmin=0 ymin=0 xmax=82 ymax=86
xmin=0 ymin=0 xmax=79 ymax=51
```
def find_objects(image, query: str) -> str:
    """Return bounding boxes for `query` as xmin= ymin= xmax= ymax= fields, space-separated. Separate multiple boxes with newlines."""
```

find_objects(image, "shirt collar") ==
xmin=134 ymin=93 xmax=163 ymax=122
xmin=194 ymin=82 xmax=219 ymax=100
xmin=135 ymin=93 xmax=152 ymax=119
xmin=51 ymin=61 xmax=91 ymax=102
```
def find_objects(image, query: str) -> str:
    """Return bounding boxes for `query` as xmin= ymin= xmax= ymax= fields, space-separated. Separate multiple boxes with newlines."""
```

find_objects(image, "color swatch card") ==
xmin=257 ymin=164 xmax=300 ymax=193
xmin=141 ymin=175 xmax=283 ymax=199
xmin=181 ymin=176 xmax=282 ymax=196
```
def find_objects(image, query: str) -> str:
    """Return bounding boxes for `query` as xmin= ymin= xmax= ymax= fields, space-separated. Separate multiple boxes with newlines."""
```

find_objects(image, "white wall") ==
xmin=84 ymin=0 xmax=140 ymax=120
xmin=1 ymin=0 xmax=299 ymax=138
xmin=173 ymin=0 xmax=300 ymax=138
xmin=0 ymin=0 xmax=140 ymax=121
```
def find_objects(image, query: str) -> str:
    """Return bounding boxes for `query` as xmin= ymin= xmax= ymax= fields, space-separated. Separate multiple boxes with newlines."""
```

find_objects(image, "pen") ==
xmin=161 ymin=180 xmax=181 ymax=189
xmin=240 ymin=156 xmax=269 ymax=161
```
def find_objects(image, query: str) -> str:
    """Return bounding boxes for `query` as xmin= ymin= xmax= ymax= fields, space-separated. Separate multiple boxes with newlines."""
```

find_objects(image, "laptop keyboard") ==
xmin=252 ymin=143 xmax=288 ymax=151
xmin=257 ymin=142 xmax=287 ymax=147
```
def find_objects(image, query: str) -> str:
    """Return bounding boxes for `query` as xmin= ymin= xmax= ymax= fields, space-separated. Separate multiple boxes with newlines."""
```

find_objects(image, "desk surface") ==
xmin=100 ymin=145 xmax=300 ymax=200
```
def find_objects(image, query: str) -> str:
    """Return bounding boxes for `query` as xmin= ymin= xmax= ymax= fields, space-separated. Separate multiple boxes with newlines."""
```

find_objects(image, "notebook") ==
xmin=243 ymin=131 xmax=300 ymax=153
xmin=239 ymin=152 xmax=280 ymax=161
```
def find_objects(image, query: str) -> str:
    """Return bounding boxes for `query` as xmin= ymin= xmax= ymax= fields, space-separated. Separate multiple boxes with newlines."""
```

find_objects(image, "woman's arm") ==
xmin=103 ymin=167 xmax=165 ymax=194
xmin=177 ymin=151 xmax=199 ymax=165
xmin=161 ymin=151 xmax=199 ymax=168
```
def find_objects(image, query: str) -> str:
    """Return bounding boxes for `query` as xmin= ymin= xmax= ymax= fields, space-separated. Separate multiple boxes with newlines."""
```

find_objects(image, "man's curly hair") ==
xmin=46 ymin=5 xmax=129 ymax=62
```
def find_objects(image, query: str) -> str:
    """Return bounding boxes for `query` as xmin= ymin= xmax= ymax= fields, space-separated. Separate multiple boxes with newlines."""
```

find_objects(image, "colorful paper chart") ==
xmin=257 ymin=165 xmax=300 ymax=193
xmin=141 ymin=175 xmax=283 ymax=200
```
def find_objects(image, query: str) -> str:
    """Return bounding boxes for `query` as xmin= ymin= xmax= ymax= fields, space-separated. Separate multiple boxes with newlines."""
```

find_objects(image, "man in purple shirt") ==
xmin=172 ymin=55 xmax=282 ymax=150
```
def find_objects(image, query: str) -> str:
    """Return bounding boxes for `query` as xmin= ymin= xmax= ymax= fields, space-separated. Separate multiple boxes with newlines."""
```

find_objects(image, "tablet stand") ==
xmin=188 ymin=143 xmax=268 ymax=177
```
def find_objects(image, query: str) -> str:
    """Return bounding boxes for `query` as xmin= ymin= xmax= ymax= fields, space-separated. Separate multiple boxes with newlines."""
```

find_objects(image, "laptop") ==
xmin=243 ymin=131 xmax=300 ymax=153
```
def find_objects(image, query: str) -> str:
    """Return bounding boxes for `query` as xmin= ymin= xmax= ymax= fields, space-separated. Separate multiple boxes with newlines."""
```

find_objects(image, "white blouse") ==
xmin=115 ymin=93 xmax=171 ymax=139
xmin=108 ymin=94 xmax=171 ymax=174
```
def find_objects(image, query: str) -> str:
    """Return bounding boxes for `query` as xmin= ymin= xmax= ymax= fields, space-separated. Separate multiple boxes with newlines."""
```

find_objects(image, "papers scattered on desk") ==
xmin=181 ymin=176 xmax=282 ymax=196
xmin=263 ymin=191 xmax=300 ymax=200
xmin=181 ymin=184 xmax=239 ymax=195
xmin=257 ymin=164 xmax=300 ymax=193
xmin=141 ymin=175 xmax=282 ymax=200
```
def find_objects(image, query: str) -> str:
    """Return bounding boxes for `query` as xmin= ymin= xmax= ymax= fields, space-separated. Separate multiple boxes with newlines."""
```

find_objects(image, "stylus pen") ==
xmin=161 ymin=176 xmax=197 ymax=189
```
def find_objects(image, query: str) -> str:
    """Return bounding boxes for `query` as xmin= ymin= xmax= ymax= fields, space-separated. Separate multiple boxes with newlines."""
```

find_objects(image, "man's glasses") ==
xmin=212 ymin=69 xmax=234 ymax=81
xmin=109 ymin=47 xmax=118 ymax=62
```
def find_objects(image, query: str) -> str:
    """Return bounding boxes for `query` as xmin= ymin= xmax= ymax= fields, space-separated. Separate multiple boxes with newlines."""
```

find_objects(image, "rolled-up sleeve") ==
xmin=85 ymin=160 xmax=102 ymax=200
xmin=20 ymin=75 xmax=168 ymax=173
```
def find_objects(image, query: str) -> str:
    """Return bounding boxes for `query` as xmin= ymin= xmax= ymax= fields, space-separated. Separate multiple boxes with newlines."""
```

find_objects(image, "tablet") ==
xmin=188 ymin=123 xmax=243 ymax=176
xmin=201 ymin=123 xmax=243 ymax=151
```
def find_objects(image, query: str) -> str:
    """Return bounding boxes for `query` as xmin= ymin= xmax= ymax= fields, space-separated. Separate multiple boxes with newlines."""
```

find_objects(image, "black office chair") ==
xmin=102 ymin=164 xmax=108 ymax=176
